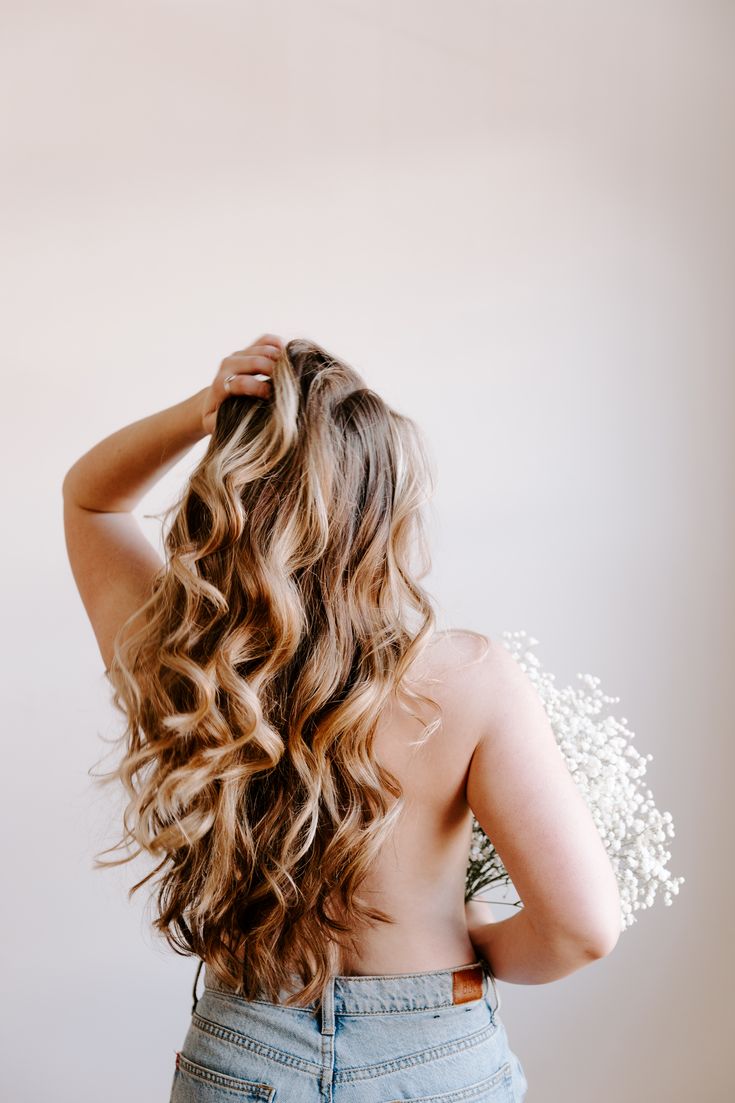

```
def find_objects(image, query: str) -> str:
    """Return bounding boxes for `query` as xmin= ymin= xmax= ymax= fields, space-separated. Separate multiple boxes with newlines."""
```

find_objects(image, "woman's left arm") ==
xmin=63 ymin=387 xmax=210 ymax=513
xmin=62 ymin=332 xmax=282 ymax=673
xmin=62 ymin=387 xmax=210 ymax=673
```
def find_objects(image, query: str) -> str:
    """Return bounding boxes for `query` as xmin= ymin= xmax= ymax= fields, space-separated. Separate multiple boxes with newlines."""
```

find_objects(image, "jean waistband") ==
xmin=200 ymin=958 xmax=500 ymax=1017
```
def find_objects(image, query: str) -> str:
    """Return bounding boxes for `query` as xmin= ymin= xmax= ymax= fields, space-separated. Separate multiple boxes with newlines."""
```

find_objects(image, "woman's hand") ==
xmin=200 ymin=333 xmax=284 ymax=435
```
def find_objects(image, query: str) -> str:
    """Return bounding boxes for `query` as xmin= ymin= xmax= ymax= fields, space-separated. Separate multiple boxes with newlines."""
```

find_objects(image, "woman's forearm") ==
xmin=62 ymin=387 xmax=209 ymax=512
xmin=472 ymin=908 xmax=608 ymax=984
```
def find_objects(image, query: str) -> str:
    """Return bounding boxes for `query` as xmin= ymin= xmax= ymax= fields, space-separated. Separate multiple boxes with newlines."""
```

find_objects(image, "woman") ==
xmin=63 ymin=334 xmax=621 ymax=1101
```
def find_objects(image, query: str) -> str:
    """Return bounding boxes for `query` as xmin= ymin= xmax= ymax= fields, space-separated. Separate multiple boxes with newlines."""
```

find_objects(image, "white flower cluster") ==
xmin=465 ymin=630 xmax=685 ymax=931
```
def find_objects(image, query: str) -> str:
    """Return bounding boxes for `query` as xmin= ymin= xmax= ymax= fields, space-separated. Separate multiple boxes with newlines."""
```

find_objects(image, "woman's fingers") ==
xmin=223 ymin=371 xmax=272 ymax=397
xmin=218 ymin=335 xmax=284 ymax=400
xmin=224 ymin=353 xmax=277 ymax=374
xmin=200 ymin=336 xmax=283 ymax=432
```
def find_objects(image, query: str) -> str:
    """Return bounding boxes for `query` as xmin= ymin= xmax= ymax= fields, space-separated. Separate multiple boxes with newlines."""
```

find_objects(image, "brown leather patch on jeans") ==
xmin=452 ymin=964 xmax=484 ymax=1004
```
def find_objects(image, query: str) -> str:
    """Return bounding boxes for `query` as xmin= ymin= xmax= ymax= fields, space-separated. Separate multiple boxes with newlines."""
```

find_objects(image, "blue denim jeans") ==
xmin=169 ymin=957 xmax=529 ymax=1101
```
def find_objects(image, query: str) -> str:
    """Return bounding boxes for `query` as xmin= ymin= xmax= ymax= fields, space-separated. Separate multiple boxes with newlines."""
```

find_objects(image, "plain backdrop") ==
xmin=1 ymin=1 xmax=733 ymax=1100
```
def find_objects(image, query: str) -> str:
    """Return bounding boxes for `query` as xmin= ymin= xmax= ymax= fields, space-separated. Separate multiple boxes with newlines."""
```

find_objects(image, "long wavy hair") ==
xmin=94 ymin=337 xmax=443 ymax=1008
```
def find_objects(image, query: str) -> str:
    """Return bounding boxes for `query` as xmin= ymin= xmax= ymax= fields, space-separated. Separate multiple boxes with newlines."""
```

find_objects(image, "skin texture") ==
xmin=62 ymin=333 xmax=621 ymax=985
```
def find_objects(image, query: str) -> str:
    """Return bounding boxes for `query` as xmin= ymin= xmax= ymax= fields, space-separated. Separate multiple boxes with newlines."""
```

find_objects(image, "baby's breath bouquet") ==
xmin=465 ymin=631 xmax=684 ymax=931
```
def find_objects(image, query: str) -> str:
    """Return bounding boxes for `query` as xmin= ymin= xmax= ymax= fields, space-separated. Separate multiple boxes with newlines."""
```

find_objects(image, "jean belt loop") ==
xmin=320 ymin=974 xmax=336 ymax=1036
xmin=318 ymin=975 xmax=337 ymax=1102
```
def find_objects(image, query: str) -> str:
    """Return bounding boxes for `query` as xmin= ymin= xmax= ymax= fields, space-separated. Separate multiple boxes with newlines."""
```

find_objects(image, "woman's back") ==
xmin=331 ymin=622 xmax=623 ymax=983
xmin=331 ymin=628 xmax=484 ymax=977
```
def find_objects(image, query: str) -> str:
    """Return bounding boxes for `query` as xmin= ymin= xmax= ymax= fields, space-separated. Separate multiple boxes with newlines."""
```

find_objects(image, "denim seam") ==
xmin=335 ymin=1019 xmax=499 ymax=1083
xmin=191 ymin=1010 xmax=323 ymax=1075
xmin=204 ymin=986 xmax=318 ymax=1017
xmin=387 ymin=1061 xmax=512 ymax=1103
xmin=332 ymin=1000 xmax=473 ymax=1016
xmin=176 ymin=1052 xmax=275 ymax=1099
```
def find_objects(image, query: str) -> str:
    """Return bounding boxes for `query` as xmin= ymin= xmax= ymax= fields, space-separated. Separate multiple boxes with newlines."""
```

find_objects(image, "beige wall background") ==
xmin=1 ymin=1 xmax=732 ymax=1100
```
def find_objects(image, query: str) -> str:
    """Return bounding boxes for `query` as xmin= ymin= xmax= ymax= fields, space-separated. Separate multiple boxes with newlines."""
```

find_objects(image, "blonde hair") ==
xmin=95 ymin=337 xmax=441 ymax=1008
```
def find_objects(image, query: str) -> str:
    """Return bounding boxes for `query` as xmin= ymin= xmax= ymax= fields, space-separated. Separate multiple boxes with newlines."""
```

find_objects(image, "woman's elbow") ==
xmin=580 ymin=913 xmax=623 ymax=960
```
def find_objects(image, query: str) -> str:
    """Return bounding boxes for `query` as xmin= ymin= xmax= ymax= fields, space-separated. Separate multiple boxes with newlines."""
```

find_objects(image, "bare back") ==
xmin=334 ymin=629 xmax=488 ymax=977
xmin=283 ymin=624 xmax=620 ymax=992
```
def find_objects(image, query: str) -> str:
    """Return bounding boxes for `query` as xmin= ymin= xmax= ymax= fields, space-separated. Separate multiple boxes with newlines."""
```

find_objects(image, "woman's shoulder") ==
xmin=398 ymin=628 xmax=511 ymax=756
xmin=416 ymin=627 xmax=535 ymax=720
xmin=408 ymin=627 xmax=505 ymax=696
xmin=421 ymin=627 xmax=493 ymax=670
